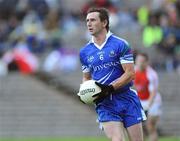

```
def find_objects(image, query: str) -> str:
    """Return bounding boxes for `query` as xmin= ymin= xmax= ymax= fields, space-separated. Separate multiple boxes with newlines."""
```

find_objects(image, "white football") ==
xmin=77 ymin=80 xmax=101 ymax=104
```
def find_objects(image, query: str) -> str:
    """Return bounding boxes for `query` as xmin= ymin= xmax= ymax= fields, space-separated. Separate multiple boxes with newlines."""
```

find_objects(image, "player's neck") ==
xmin=93 ymin=30 xmax=108 ymax=46
xmin=139 ymin=67 xmax=146 ymax=72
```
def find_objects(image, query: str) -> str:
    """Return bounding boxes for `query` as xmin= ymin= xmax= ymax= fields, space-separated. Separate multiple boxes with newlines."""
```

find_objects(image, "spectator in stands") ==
xmin=43 ymin=46 xmax=78 ymax=73
xmin=28 ymin=0 xmax=49 ymax=20
xmin=142 ymin=14 xmax=163 ymax=48
xmin=44 ymin=9 xmax=62 ymax=50
xmin=82 ymin=0 xmax=117 ymax=16
xmin=2 ymin=41 xmax=39 ymax=74
xmin=157 ymin=1 xmax=180 ymax=71
xmin=9 ymin=7 xmax=47 ymax=54
xmin=136 ymin=0 xmax=179 ymax=71
xmin=150 ymin=0 xmax=166 ymax=11
xmin=137 ymin=5 xmax=150 ymax=27
xmin=0 ymin=51 xmax=8 ymax=76
xmin=159 ymin=34 xmax=176 ymax=55
xmin=0 ymin=0 xmax=178 ymax=73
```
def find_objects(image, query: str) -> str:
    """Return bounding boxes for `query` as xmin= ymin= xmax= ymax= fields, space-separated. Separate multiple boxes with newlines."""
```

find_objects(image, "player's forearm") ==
xmin=112 ymin=70 xmax=135 ymax=90
xmin=148 ymin=90 xmax=156 ymax=107
xmin=83 ymin=77 xmax=91 ymax=82
xmin=82 ymin=73 xmax=92 ymax=82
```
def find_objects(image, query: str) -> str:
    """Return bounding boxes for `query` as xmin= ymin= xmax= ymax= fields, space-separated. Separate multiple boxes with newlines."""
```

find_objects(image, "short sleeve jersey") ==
xmin=79 ymin=32 xmax=134 ymax=91
xmin=134 ymin=66 xmax=159 ymax=100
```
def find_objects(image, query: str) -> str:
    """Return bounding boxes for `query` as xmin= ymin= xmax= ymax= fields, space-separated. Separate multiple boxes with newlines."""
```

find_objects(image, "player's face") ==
xmin=86 ymin=12 xmax=106 ymax=36
xmin=135 ymin=55 xmax=148 ymax=70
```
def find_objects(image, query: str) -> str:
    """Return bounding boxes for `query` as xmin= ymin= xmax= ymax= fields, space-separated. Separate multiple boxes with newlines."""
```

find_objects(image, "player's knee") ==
xmin=147 ymin=125 xmax=153 ymax=133
xmin=147 ymin=121 xmax=156 ymax=133
xmin=105 ymin=132 xmax=124 ymax=141
xmin=131 ymin=138 xmax=143 ymax=141
xmin=128 ymin=132 xmax=143 ymax=141
xmin=112 ymin=136 xmax=124 ymax=141
xmin=106 ymin=133 xmax=124 ymax=141
xmin=107 ymin=135 xmax=124 ymax=141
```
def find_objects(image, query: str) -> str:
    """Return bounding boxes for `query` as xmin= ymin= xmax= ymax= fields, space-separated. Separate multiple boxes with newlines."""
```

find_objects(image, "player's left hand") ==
xmin=93 ymin=82 xmax=115 ymax=103
xmin=143 ymin=104 xmax=150 ymax=116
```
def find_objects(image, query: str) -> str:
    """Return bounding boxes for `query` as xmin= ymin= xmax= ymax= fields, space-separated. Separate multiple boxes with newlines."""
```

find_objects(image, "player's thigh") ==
xmin=127 ymin=122 xmax=143 ymax=141
xmin=101 ymin=121 xmax=125 ymax=140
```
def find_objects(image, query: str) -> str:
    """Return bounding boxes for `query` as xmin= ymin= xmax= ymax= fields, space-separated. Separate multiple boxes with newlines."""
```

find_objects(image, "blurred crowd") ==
xmin=0 ymin=0 xmax=179 ymax=76
xmin=138 ymin=0 xmax=180 ymax=71
xmin=0 ymin=0 xmax=79 ymax=76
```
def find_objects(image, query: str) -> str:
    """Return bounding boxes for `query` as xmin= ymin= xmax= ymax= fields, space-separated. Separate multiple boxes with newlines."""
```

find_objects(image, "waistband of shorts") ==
xmin=113 ymin=87 xmax=130 ymax=94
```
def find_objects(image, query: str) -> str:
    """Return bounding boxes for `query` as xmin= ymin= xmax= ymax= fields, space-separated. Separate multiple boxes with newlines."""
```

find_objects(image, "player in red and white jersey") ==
xmin=134 ymin=53 xmax=162 ymax=141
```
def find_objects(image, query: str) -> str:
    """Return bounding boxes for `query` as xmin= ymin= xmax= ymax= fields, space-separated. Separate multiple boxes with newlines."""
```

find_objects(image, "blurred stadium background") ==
xmin=0 ymin=0 xmax=179 ymax=140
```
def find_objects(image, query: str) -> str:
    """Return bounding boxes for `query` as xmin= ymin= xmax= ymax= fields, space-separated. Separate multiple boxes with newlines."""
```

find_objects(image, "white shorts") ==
xmin=141 ymin=93 xmax=162 ymax=116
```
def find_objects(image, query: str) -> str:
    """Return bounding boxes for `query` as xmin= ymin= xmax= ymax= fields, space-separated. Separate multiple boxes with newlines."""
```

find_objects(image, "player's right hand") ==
xmin=143 ymin=104 xmax=149 ymax=111
xmin=77 ymin=93 xmax=85 ymax=104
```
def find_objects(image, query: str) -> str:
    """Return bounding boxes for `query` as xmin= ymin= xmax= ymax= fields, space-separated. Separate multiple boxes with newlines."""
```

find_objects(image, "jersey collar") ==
xmin=90 ymin=31 xmax=113 ymax=50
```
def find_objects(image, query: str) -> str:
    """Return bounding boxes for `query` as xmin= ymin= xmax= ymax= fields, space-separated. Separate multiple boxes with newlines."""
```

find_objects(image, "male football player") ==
xmin=79 ymin=7 xmax=146 ymax=141
xmin=134 ymin=53 xmax=162 ymax=141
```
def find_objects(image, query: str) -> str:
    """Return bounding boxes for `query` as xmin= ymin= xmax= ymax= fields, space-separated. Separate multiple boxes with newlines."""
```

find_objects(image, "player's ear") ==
xmin=102 ymin=20 xmax=108 ymax=28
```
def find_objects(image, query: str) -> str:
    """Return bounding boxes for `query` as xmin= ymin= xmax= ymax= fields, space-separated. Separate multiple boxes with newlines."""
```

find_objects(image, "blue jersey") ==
xmin=79 ymin=32 xmax=146 ymax=127
xmin=79 ymin=32 xmax=134 ymax=92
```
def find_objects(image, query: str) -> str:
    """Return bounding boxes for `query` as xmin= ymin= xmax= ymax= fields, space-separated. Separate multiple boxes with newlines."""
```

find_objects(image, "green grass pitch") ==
xmin=0 ymin=137 xmax=179 ymax=141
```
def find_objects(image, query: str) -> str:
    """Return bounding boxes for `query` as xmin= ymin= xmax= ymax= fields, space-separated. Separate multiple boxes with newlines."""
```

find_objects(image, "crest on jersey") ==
xmin=87 ymin=56 xmax=94 ymax=62
xmin=97 ymin=51 xmax=105 ymax=55
xmin=109 ymin=50 xmax=116 ymax=57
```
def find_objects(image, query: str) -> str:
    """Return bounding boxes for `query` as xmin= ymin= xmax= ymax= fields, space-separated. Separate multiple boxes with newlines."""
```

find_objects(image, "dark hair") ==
xmin=137 ymin=52 xmax=149 ymax=61
xmin=87 ymin=7 xmax=109 ymax=31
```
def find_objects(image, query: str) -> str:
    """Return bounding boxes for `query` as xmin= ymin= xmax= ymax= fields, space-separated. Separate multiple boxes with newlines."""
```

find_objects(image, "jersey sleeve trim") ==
xmin=82 ymin=65 xmax=90 ymax=73
xmin=120 ymin=60 xmax=134 ymax=64
xmin=80 ymin=48 xmax=91 ymax=73
xmin=119 ymin=43 xmax=134 ymax=64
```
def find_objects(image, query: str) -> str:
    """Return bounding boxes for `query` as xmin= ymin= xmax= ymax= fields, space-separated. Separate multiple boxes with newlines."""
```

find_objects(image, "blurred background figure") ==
xmin=134 ymin=53 xmax=162 ymax=141
xmin=0 ymin=51 xmax=8 ymax=76
xmin=2 ymin=43 xmax=39 ymax=74
xmin=43 ymin=46 xmax=78 ymax=73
